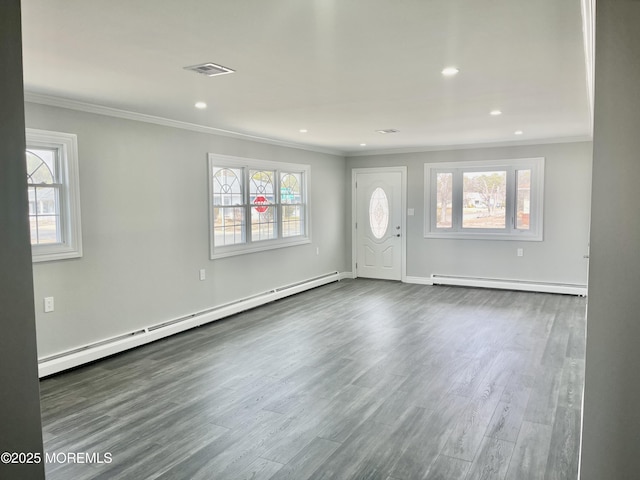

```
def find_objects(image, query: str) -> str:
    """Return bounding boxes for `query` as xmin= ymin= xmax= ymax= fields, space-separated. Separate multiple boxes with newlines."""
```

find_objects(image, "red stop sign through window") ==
xmin=253 ymin=196 xmax=268 ymax=213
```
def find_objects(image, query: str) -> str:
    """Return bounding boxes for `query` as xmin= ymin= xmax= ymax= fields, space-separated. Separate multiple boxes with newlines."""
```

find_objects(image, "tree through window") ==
xmin=425 ymin=158 xmax=544 ymax=240
xmin=462 ymin=171 xmax=507 ymax=229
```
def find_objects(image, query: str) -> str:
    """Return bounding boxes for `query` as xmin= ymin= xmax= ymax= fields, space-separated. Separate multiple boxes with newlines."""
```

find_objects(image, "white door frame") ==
xmin=352 ymin=166 xmax=407 ymax=281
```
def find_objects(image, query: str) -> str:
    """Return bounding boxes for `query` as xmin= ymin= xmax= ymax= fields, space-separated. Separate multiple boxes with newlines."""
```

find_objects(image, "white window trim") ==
xmin=208 ymin=153 xmax=311 ymax=259
xmin=27 ymin=128 xmax=83 ymax=262
xmin=424 ymin=157 xmax=544 ymax=241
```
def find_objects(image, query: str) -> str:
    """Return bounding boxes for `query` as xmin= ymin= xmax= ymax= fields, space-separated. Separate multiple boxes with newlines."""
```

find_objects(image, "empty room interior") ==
xmin=3 ymin=0 xmax=640 ymax=479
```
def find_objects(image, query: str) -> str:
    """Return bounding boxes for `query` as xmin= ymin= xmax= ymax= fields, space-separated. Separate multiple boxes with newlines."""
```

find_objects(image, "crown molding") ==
xmin=24 ymin=92 xmax=592 ymax=160
xmin=345 ymin=135 xmax=593 ymax=157
xmin=24 ymin=92 xmax=345 ymax=157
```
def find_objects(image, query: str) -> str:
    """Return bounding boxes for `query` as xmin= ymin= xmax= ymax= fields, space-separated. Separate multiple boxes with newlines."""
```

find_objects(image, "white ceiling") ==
xmin=20 ymin=0 xmax=592 ymax=155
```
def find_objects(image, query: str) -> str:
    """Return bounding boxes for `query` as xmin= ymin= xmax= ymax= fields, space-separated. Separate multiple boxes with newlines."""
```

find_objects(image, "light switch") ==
xmin=44 ymin=297 xmax=54 ymax=313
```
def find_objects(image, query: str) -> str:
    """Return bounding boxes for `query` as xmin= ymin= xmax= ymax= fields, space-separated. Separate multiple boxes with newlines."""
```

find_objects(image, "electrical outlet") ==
xmin=44 ymin=297 xmax=54 ymax=313
xmin=316 ymin=247 xmax=320 ymax=256
xmin=517 ymin=248 xmax=524 ymax=257
xmin=199 ymin=269 xmax=206 ymax=281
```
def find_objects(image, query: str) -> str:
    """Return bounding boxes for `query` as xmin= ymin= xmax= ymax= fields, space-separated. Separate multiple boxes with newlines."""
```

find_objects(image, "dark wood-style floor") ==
xmin=40 ymin=279 xmax=586 ymax=480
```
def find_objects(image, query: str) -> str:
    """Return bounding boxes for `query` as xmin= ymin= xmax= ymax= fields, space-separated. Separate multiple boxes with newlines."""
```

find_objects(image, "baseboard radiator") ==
xmin=38 ymin=271 xmax=343 ymax=378
xmin=430 ymin=274 xmax=587 ymax=296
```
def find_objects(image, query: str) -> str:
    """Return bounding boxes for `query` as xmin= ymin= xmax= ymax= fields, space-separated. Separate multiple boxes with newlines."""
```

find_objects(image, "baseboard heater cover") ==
xmin=430 ymin=274 xmax=587 ymax=296
xmin=38 ymin=271 xmax=342 ymax=378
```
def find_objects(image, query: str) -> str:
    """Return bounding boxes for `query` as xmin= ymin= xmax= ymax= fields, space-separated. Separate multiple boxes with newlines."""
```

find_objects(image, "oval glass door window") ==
xmin=369 ymin=187 xmax=389 ymax=239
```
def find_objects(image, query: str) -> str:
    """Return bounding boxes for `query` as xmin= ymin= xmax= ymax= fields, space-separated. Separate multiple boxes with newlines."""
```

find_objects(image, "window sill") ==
xmin=424 ymin=232 xmax=542 ymax=241
xmin=211 ymin=237 xmax=311 ymax=259
xmin=32 ymin=246 xmax=83 ymax=263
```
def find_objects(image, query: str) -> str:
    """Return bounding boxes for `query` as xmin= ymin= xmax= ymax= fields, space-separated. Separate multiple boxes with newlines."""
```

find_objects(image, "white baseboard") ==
xmin=38 ymin=271 xmax=345 ymax=378
xmin=428 ymin=274 xmax=587 ymax=296
xmin=404 ymin=275 xmax=434 ymax=285
xmin=339 ymin=271 xmax=355 ymax=280
xmin=405 ymin=274 xmax=586 ymax=295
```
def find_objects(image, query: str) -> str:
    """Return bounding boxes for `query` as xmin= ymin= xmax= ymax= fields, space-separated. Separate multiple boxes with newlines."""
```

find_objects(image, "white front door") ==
xmin=354 ymin=169 xmax=404 ymax=280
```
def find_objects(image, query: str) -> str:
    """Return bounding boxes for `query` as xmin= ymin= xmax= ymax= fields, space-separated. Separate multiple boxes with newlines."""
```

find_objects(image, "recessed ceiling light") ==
xmin=195 ymin=102 xmax=207 ymax=109
xmin=514 ymin=130 xmax=524 ymax=135
xmin=299 ymin=129 xmax=308 ymax=133
xmin=375 ymin=129 xmax=399 ymax=134
xmin=360 ymin=143 xmax=367 ymax=147
xmin=441 ymin=67 xmax=459 ymax=76
xmin=490 ymin=110 xmax=502 ymax=116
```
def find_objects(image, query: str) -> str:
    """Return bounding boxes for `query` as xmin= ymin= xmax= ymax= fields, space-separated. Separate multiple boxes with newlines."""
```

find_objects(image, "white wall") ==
xmin=581 ymin=1 xmax=640 ymax=478
xmin=26 ymin=102 xmax=349 ymax=358
xmin=347 ymin=141 xmax=593 ymax=286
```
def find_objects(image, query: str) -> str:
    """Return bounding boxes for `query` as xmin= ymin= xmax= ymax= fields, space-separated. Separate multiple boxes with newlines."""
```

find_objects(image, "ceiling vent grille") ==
xmin=184 ymin=62 xmax=235 ymax=77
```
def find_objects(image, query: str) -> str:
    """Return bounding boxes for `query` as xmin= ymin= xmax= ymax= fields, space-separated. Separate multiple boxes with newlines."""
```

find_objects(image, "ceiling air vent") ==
xmin=375 ymin=129 xmax=399 ymax=134
xmin=184 ymin=62 xmax=235 ymax=77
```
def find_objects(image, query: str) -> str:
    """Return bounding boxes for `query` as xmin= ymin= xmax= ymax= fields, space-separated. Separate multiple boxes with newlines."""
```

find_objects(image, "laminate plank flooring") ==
xmin=39 ymin=279 xmax=586 ymax=479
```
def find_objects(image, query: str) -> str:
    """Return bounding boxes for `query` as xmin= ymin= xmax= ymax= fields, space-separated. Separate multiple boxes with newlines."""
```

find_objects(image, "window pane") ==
xmin=369 ymin=187 xmax=389 ymax=239
xmin=516 ymin=169 xmax=531 ymax=230
xmin=26 ymin=149 xmax=56 ymax=184
xmin=281 ymin=172 xmax=301 ymax=204
xmin=250 ymin=170 xmax=276 ymax=241
xmin=28 ymin=186 xmax=61 ymax=245
xmin=462 ymin=171 xmax=507 ymax=229
xmin=212 ymin=168 xmax=243 ymax=206
xmin=213 ymin=206 xmax=245 ymax=246
xmin=250 ymin=170 xmax=275 ymax=206
xmin=27 ymin=150 xmax=61 ymax=245
xmin=29 ymin=217 xmax=39 ymax=244
xmin=28 ymin=186 xmax=37 ymax=215
xmin=251 ymin=205 xmax=276 ymax=241
xmin=436 ymin=172 xmax=453 ymax=228
xmin=35 ymin=187 xmax=58 ymax=214
xmin=36 ymin=216 xmax=61 ymax=244
xmin=282 ymin=205 xmax=303 ymax=237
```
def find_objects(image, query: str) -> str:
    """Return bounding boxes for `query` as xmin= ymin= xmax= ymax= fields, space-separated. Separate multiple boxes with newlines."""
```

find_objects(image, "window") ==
xmin=424 ymin=157 xmax=544 ymax=240
xmin=209 ymin=154 xmax=310 ymax=258
xmin=26 ymin=129 xmax=82 ymax=262
xmin=369 ymin=187 xmax=389 ymax=239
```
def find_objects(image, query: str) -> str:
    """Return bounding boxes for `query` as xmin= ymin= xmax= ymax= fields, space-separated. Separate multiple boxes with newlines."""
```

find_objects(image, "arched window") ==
xmin=208 ymin=154 xmax=310 ymax=258
xmin=250 ymin=170 xmax=276 ymax=241
xmin=26 ymin=148 xmax=61 ymax=245
xmin=281 ymin=173 xmax=303 ymax=237
xmin=26 ymin=129 xmax=82 ymax=261
xmin=212 ymin=167 xmax=245 ymax=246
